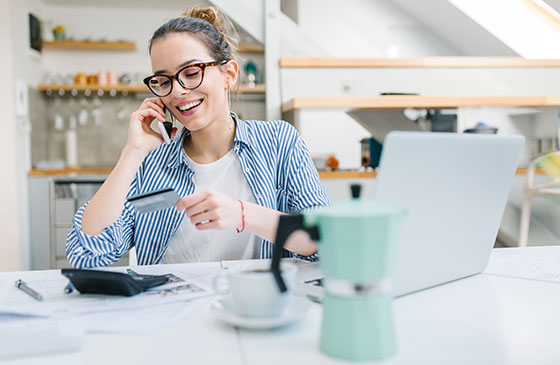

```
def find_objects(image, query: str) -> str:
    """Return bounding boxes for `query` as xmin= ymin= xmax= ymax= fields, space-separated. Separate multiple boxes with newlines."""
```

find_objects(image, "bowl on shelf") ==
xmin=463 ymin=122 xmax=498 ymax=134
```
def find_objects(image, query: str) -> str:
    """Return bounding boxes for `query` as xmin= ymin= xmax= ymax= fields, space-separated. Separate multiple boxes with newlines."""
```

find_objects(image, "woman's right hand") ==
xmin=125 ymin=97 xmax=171 ymax=156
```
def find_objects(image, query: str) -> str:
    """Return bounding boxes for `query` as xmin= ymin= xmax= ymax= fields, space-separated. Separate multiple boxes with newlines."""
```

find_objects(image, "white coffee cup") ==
xmin=213 ymin=261 xmax=297 ymax=318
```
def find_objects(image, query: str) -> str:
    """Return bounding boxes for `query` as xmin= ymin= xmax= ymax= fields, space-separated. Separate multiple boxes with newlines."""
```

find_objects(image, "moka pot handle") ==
xmin=271 ymin=214 xmax=320 ymax=293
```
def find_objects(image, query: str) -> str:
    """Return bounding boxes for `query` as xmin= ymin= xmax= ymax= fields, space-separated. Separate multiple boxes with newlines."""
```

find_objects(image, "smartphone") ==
xmin=157 ymin=106 xmax=173 ymax=144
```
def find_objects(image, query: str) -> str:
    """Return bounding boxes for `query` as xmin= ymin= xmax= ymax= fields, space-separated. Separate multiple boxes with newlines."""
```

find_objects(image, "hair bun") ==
xmin=183 ymin=6 xmax=226 ymax=35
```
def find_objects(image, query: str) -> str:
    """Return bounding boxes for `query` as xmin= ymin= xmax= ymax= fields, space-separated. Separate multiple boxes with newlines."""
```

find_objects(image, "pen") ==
xmin=14 ymin=279 xmax=43 ymax=301
xmin=64 ymin=282 xmax=75 ymax=294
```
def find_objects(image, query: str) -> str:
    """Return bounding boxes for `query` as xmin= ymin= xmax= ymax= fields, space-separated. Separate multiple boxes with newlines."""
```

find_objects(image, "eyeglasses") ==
xmin=143 ymin=60 xmax=227 ymax=97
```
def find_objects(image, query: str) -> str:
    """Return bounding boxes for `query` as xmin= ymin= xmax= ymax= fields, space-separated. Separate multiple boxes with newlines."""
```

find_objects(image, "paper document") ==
xmin=0 ymin=266 xmax=219 ymax=317
xmin=59 ymin=296 xmax=214 ymax=334
xmin=0 ymin=315 xmax=82 ymax=360
xmin=484 ymin=252 xmax=560 ymax=283
xmin=0 ymin=264 xmax=224 ymax=337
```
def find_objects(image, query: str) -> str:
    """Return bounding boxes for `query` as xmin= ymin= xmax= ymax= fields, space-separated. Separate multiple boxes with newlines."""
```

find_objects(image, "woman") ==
xmin=66 ymin=6 xmax=330 ymax=268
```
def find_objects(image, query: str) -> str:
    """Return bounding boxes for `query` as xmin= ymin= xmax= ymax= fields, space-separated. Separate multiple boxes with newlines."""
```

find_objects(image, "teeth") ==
xmin=178 ymin=100 xmax=202 ymax=111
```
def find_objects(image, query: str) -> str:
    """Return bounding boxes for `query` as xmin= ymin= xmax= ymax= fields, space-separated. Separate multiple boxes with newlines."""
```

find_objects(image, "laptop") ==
xmin=298 ymin=131 xmax=524 ymax=300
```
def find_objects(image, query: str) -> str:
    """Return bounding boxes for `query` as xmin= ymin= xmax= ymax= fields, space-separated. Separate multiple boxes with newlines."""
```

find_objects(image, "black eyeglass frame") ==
xmin=143 ymin=59 xmax=228 ymax=97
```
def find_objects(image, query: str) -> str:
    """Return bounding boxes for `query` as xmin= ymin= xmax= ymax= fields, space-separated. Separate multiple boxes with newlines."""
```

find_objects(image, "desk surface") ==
xmin=2 ymin=247 xmax=560 ymax=365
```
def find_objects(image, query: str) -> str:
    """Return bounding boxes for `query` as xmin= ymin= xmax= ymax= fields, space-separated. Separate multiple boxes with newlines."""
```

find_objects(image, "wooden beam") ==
xmin=280 ymin=57 xmax=560 ymax=68
xmin=282 ymin=95 xmax=560 ymax=112
xmin=238 ymin=43 xmax=264 ymax=53
xmin=518 ymin=0 xmax=560 ymax=32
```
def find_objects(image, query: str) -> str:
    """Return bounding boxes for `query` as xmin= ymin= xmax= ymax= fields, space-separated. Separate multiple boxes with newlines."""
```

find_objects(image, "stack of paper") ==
xmin=0 ymin=264 xmax=223 ymax=359
xmin=484 ymin=251 xmax=560 ymax=283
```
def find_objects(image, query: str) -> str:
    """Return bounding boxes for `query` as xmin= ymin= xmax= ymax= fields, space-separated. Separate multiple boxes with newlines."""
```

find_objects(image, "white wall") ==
xmin=297 ymin=0 xmax=461 ymax=58
xmin=295 ymin=110 xmax=370 ymax=169
xmin=0 ymin=1 xmax=21 ymax=271
xmin=534 ymin=109 xmax=560 ymax=139
xmin=7 ymin=0 xmax=52 ymax=270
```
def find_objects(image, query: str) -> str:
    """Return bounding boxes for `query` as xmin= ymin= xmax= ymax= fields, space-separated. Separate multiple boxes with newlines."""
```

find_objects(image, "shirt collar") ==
xmin=231 ymin=112 xmax=250 ymax=148
xmin=166 ymin=112 xmax=250 ymax=170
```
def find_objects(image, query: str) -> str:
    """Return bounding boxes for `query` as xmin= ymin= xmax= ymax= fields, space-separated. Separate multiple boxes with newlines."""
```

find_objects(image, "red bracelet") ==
xmin=236 ymin=200 xmax=245 ymax=233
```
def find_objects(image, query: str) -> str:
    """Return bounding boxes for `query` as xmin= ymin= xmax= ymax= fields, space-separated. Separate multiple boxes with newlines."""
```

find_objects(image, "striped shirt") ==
xmin=66 ymin=113 xmax=331 ymax=268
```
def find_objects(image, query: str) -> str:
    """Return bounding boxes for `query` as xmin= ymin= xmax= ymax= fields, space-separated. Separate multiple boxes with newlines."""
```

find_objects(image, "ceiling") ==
xmin=544 ymin=0 xmax=560 ymax=13
xmin=391 ymin=0 xmax=517 ymax=56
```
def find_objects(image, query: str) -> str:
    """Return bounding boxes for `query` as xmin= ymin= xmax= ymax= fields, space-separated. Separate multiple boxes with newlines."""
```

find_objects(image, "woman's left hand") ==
xmin=176 ymin=189 xmax=242 ymax=231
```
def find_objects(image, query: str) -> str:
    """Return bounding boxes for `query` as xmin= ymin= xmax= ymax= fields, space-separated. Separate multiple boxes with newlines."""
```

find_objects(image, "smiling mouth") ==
xmin=177 ymin=99 xmax=203 ymax=112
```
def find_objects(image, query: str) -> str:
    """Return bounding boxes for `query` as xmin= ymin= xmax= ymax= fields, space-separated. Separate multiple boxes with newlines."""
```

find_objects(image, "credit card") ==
xmin=127 ymin=187 xmax=181 ymax=214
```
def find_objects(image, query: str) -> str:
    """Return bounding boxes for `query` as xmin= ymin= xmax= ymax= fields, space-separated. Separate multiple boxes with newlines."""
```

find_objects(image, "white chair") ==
xmin=518 ymin=151 xmax=560 ymax=247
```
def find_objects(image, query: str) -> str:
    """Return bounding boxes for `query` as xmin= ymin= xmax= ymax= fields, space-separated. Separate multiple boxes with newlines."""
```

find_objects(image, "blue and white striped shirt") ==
xmin=66 ymin=114 xmax=331 ymax=268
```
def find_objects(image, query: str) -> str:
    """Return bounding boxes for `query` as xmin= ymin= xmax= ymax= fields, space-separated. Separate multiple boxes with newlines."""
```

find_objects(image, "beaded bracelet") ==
xmin=236 ymin=200 xmax=245 ymax=233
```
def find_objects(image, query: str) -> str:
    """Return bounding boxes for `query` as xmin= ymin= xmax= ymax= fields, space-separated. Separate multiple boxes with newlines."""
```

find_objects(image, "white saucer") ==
xmin=210 ymin=295 xmax=310 ymax=330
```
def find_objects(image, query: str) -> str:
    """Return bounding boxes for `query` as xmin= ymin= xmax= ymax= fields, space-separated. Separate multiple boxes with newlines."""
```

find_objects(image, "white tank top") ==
xmin=161 ymin=149 xmax=259 ymax=264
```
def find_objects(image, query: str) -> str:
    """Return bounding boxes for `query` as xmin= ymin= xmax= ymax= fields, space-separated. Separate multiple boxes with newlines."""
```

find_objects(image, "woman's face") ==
xmin=149 ymin=33 xmax=237 ymax=132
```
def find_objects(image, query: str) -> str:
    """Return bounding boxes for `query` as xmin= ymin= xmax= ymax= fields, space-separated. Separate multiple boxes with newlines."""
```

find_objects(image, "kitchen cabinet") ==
xmin=28 ymin=175 xmax=129 ymax=270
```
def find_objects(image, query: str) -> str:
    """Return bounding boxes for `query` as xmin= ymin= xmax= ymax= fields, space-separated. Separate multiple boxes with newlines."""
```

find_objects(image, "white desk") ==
xmin=2 ymin=247 xmax=560 ymax=365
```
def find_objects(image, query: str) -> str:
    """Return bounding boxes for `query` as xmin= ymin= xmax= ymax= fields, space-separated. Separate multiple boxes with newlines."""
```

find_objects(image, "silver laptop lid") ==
xmin=375 ymin=131 xmax=524 ymax=296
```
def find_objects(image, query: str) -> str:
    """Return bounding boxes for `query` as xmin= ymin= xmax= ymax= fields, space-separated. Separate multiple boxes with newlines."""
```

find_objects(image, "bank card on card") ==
xmin=127 ymin=187 xmax=181 ymax=214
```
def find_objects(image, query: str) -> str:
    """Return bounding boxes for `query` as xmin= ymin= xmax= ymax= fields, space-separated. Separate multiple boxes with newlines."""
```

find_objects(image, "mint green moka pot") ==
xmin=272 ymin=185 xmax=406 ymax=362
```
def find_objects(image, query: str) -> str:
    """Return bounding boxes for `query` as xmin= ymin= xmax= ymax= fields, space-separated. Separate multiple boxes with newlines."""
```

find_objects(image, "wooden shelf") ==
xmin=38 ymin=83 xmax=148 ymax=93
xmin=29 ymin=167 xmax=113 ymax=176
xmin=238 ymin=84 xmax=266 ymax=93
xmin=515 ymin=167 xmax=546 ymax=175
xmin=318 ymin=170 xmax=377 ymax=179
xmin=42 ymin=40 xmax=136 ymax=51
xmin=238 ymin=43 xmax=264 ymax=54
xmin=280 ymin=57 xmax=560 ymax=68
xmin=29 ymin=168 xmax=377 ymax=179
xmin=29 ymin=167 xmax=540 ymax=178
xmin=319 ymin=168 xmax=542 ymax=179
xmin=282 ymin=95 xmax=560 ymax=113
xmin=38 ymin=83 xmax=266 ymax=94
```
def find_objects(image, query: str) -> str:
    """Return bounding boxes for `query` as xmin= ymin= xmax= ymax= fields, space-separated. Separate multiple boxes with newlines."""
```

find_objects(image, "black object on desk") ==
xmin=61 ymin=269 xmax=170 ymax=297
